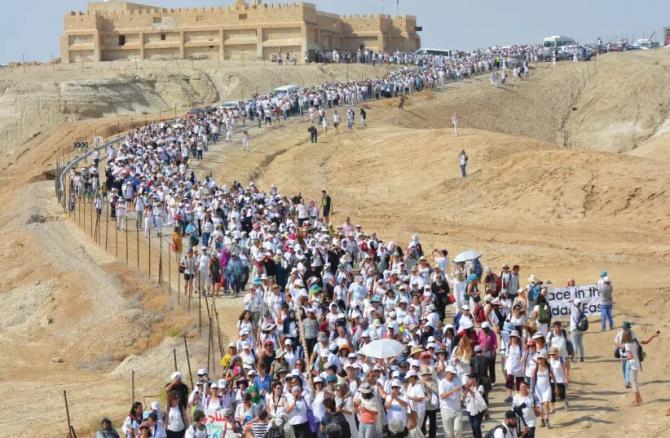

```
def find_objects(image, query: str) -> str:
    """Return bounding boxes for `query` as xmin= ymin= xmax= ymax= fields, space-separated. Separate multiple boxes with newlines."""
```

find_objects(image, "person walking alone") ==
xmin=458 ymin=150 xmax=468 ymax=178
xmin=242 ymin=131 xmax=250 ymax=152
xmin=321 ymin=189 xmax=332 ymax=225
xmin=308 ymin=126 xmax=318 ymax=144
xmin=452 ymin=113 xmax=460 ymax=137
xmin=599 ymin=276 xmax=614 ymax=331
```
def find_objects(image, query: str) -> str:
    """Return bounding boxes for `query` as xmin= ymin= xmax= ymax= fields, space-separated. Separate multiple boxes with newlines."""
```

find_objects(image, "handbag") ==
xmin=473 ymin=390 xmax=488 ymax=414
xmin=614 ymin=347 xmax=621 ymax=359
xmin=306 ymin=405 xmax=317 ymax=433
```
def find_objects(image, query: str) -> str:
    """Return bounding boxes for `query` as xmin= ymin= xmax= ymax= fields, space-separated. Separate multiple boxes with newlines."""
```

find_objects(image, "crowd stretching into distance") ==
xmin=65 ymin=46 xmax=657 ymax=438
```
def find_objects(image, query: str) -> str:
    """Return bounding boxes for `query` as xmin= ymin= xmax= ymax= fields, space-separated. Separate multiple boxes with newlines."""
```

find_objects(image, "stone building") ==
xmin=61 ymin=0 xmax=421 ymax=63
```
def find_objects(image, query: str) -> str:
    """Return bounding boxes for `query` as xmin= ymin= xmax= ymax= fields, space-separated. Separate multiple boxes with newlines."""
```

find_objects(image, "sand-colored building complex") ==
xmin=61 ymin=0 xmax=421 ymax=64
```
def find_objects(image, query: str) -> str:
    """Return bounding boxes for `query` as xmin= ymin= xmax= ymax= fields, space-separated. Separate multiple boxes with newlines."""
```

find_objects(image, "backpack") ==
xmin=528 ymin=285 xmax=542 ymax=302
xmin=636 ymin=339 xmax=646 ymax=362
xmin=485 ymin=424 xmax=508 ymax=438
xmin=576 ymin=310 xmax=589 ymax=332
xmin=537 ymin=302 xmax=552 ymax=324
xmin=265 ymin=424 xmax=284 ymax=438
xmin=474 ymin=305 xmax=486 ymax=324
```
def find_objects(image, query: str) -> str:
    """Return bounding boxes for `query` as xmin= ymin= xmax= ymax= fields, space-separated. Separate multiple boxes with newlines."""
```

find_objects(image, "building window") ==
xmin=119 ymin=35 xmax=126 ymax=46
xmin=153 ymin=17 xmax=162 ymax=24
xmin=196 ymin=15 xmax=204 ymax=21
xmin=160 ymin=33 xmax=166 ymax=41
xmin=239 ymin=13 xmax=247 ymax=20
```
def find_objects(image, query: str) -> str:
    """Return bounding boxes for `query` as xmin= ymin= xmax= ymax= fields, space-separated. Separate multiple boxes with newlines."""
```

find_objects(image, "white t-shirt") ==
xmin=512 ymin=393 xmax=536 ymax=428
xmin=493 ymin=424 xmax=517 ymax=438
xmin=549 ymin=357 xmax=567 ymax=383
xmin=624 ymin=342 xmax=641 ymax=370
xmin=438 ymin=377 xmax=461 ymax=412
xmin=385 ymin=394 xmax=408 ymax=426
xmin=312 ymin=390 xmax=326 ymax=422
xmin=407 ymin=382 xmax=426 ymax=413
xmin=287 ymin=395 xmax=309 ymax=425
xmin=167 ymin=406 xmax=185 ymax=432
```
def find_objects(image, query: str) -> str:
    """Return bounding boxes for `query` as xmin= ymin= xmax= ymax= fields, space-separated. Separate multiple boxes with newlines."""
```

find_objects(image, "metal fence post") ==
xmin=115 ymin=218 xmax=118 ymax=257
xmin=159 ymin=234 xmax=163 ymax=286
xmin=125 ymin=226 xmax=129 ymax=265
xmin=105 ymin=200 xmax=109 ymax=250
xmin=148 ymin=231 xmax=152 ymax=279
xmin=136 ymin=227 xmax=140 ymax=270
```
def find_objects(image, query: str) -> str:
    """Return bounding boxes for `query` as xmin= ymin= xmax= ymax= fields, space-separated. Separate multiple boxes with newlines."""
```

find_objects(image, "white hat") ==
xmin=197 ymin=368 xmax=207 ymax=376
xmin=445 ymin=365 xmax=458 ymax=374
xmin=391 ymin=379 xmax=403 ymax=388
xmin=313 ymin=377 xmax=324 ymax=383
xmin=459 ymin=318 xmax=473 ymax=330
xmin=405 ymin=370 xmax=418 ymax=379
xmin=461 ymin=304 xmax=470 ymax=310
xmin=510 ymin=330 xmax=520 ymax=338
xmin=218 ymin=379 xmax=228 ymax=388
xmin=481 ymin=322 xmax=490 ymax=329
xmin=532 ymin=332 xmax=545 ymax=340
xmin=285 ymin=339 xmax=293 ymax=345
xmin=171 ymin=371 xmax=183 ymax=380
xmin=209 ymin=381 xmax=219 ymax=389
xmin=150 ymin=401 xmax=161 ymax=411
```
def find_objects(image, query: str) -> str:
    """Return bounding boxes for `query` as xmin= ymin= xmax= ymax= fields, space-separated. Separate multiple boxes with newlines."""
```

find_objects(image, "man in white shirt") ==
xmin=439 ymin=366 xmax=463 ymax=438
xmin=492 ymin=410 xmax=525 ymax=438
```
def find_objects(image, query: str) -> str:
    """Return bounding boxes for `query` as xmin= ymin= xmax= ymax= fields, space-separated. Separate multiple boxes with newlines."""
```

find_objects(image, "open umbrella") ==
xmin=358 ymin=339 xmax=404 ymax=359
xmin=453 ymin=250 xmax=482 ymax=263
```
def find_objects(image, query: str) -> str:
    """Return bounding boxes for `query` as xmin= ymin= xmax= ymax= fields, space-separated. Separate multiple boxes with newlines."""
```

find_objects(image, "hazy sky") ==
xmin=1 ymin=0 xmax=668 ymax=63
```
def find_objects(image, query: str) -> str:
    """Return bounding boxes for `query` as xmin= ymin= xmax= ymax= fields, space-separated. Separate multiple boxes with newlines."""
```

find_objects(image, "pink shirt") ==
xmin=477 ymin=330 xmax=498 ymax=353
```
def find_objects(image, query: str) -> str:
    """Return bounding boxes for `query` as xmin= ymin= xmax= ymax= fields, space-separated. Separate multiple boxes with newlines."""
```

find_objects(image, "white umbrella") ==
xmin=359 ymin=339 xmax=404 ymax=359
xmin=453 ymin=250 xmax=482 ymax=263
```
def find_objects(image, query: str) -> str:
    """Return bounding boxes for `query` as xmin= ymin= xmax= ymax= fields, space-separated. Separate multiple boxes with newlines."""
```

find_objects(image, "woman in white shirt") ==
xmin=165 ymin=390 xmax=188 ymax=438
xmin=504 ymin=331 xmax=524 ymax=403
xmin=405 ymin=371 xmax=426 ymax=431
xmin=462 ymin=374 xmax=487 ymax=438
xmin=512 ymin=381 xmax=536 ymax=436
xmin=286 ymin=386 xmax=310 ymax=438
xmin=548 ymin=347 xmax=569 ymax=412
xmin=623 ymin=329 xmax=659 ymax=406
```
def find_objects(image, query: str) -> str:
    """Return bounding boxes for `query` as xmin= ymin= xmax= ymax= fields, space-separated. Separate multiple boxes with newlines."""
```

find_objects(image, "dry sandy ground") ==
xmin=1 ymin=53 xmax=670 ymax=437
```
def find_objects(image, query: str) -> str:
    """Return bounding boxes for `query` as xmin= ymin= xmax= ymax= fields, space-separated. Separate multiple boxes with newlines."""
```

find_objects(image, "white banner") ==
xmin=546 ymin=284 xmax=600 ymax=319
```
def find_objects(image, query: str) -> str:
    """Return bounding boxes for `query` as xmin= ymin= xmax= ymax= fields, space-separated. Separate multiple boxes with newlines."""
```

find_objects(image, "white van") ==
xmin=273 ymin=84 xmax=300 ymax=95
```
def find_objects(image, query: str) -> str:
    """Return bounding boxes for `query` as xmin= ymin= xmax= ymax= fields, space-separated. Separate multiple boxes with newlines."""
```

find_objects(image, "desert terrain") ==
xmin=1 ymin=51 xmax=670 ymax=437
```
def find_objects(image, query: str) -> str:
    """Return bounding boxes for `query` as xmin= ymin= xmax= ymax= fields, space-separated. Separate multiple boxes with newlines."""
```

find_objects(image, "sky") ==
xmin=1 ymin=0 xmax=668 ymax=63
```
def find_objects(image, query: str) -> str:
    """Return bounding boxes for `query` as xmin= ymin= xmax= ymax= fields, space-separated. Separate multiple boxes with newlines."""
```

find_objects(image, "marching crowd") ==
xmin=68 ymin=48 xmax=660 ymax=438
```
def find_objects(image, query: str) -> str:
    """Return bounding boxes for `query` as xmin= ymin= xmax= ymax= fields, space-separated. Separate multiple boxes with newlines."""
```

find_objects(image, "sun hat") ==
xmin=622 ymin=321 xmax=632 ymax=330
xmin=405 ymin=370 xmax=418 ymax=379
xmin=510 ymin=330 xmax=520 ymax=338
xmin=445 ymin=365 xmax=458 ymax=374
xmin=391 ymin=379 xmax=403 ymax=388
xmin=549 ymin=346 xmax=560 ymax=355
xmin=358 ymin=383 xmax=373 ymax=394
xmin=532 ymin=332 xmax=545 ymax=340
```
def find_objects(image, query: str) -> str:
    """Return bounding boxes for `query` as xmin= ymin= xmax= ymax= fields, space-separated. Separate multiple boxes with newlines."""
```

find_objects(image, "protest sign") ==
xmin=205 ymin=412 xmax=231 ymax=438
xmin=546 ymin=284 xmax=601 ymax=319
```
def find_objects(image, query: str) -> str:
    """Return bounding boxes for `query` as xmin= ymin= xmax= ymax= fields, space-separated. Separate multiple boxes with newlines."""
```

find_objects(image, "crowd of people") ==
xmin=67 ymin=48 xmax=660 ymax=438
